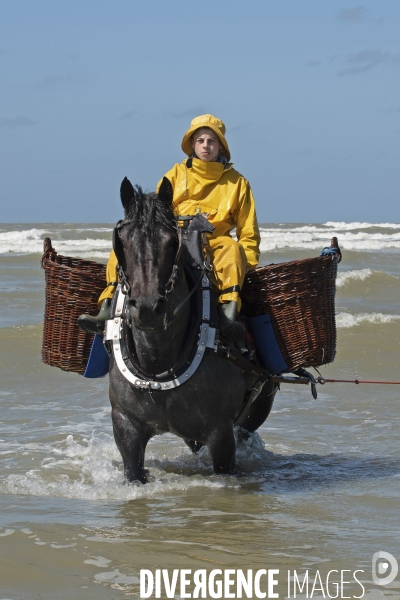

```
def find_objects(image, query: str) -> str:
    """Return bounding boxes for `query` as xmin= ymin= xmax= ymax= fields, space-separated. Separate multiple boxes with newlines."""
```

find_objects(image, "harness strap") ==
xmin=218 ymin=284 xmax=241 ymax=296
xmin=107 ymin=281 xmax=118 ymax=287
xmin=164 ymin=267 xmax=206 ymax=329
xmin=164 ymin=226 xmax=183 ymax=296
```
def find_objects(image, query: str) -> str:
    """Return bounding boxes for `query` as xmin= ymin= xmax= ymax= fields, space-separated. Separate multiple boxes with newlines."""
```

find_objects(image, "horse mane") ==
xmin=124 ymin=185 xmax=177 ymax=238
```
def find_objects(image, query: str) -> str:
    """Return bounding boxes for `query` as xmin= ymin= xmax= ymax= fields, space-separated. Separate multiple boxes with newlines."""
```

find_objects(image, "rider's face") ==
xmin=191 ymin=128 xmax=222 ymax=162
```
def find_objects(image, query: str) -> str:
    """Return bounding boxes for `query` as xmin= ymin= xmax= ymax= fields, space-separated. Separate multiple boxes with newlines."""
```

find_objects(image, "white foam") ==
xmin=65 ymin=251 xmax=110 ymax=260
xmin=84 ymin=556 xmax=112 ymax=567
xmin=336 ymin=312 xmax=400 ymax=328
xmin=1 ymin=433 xmax=226 ymax=501
xmin=73 ymin=228 xmax=113 ymax=233
xmin=2 ymin=224 xmax=400 ymax=255
xmin=0 ymin=529 xmax=14 ymax=537
xmin=336 ymin=269 xmax=373 ymax=287
xmin=259 ymin=226 xmax=400 ymax=252
xmin=0 ymin=229 xmax=112 ymax=256
xmin=0 ymin=429 xmax=283 ymax=500
xmin=94 ymin=570 xmax=139 ymax=584
xmin=0 ymin=228 xmax=47 ymax=255
xmin=323 ymin=221 xmax=400 ymax=230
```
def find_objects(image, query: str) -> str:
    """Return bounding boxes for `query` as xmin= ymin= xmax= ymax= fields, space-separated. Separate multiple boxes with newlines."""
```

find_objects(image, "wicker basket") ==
xmin=41 ymin=238 xmax=107 ymax=374
xmin=41 ymin=236 xmax=339 ymax=375
xmin=241 ymin=252 xmax=339 ymax=371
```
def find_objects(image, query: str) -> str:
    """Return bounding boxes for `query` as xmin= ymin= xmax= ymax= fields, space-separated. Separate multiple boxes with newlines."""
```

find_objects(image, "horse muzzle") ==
xmin=127 ymin=295 xmax=167 ymax=331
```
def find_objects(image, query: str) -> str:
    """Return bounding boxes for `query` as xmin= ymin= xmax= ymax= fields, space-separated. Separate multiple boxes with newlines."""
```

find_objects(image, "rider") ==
xmin=78 ymin=114 xmax=261 ymax=341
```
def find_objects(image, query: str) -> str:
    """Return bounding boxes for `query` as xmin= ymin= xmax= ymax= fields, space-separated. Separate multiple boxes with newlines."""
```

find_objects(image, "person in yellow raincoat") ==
xmin=78 ymin=114 xmax=261 ymax=341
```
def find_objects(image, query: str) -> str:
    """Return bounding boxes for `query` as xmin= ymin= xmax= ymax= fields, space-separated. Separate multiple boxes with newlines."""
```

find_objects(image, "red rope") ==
xmin=318 ymin=377 xmax=400 ymax=385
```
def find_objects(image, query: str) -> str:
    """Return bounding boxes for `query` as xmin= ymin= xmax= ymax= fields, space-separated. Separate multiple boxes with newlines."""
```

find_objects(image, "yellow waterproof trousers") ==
xmin=98 ymin=251 xmax=119 ymax=304
xmin=98 ymin=236 xmax=247 ymax=307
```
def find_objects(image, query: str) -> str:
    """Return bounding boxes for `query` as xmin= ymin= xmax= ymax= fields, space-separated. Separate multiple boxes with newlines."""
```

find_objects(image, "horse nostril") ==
xmin=128 ymin=298 xmax=138 ymax=309
xmin=153 ymin=297 xmax=166 ymax=313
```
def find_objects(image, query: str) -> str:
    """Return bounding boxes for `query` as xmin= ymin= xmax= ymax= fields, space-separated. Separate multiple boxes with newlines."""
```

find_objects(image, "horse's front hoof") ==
xmin=124 ymin=471 xmax=148 ymax=485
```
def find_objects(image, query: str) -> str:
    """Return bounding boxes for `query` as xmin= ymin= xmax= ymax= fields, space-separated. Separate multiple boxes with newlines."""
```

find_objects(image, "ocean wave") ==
xmin=259 ymin=230 xmax=400 ymax=241
xmin=260 ymin=239 xmax=400 ymax=252
xmin=69 ymin=227 xmax=113 ymax=233
xmin=336 ymin=312 xmax=400 ymax=328
xmin=323 ymin=221 xmax=400 ymax=230
xmin=2 ymin=224 xmax=400 ymax=256
xmin=70 ymin=251 xmax=110 ymax=260
xmin=0 ymin=228 xmax=112 ymax=256
xmin=0 ymin=228 xmax=48 ymax=255
xmin=336 ymin=269 xmax=373 ymax=287
xmin=259 ymin=227 xmax=400 ymax=252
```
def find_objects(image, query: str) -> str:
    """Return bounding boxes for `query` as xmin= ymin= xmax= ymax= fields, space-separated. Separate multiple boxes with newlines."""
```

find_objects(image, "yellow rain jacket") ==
xmin=99 ymin=158 xmax=260 ymax=305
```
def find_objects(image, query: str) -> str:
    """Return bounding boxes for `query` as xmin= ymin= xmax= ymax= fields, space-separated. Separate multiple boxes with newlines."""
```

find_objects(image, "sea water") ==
xmin=0 ymin=222 xmax=399 ymax=599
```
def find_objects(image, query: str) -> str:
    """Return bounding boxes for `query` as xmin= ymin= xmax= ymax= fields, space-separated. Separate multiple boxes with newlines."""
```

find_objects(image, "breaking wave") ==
xmin=259 ymin=225 xmax=400 ymax=252
xmin=0 ymin=228 xmax=112 ymax=257
xmin=1 ymin=222 xmax=400 ymax=256
xmin=323 ymin=221 xmax=400 ymax=230
xmin=336 ymin=312 xmax=400 ymax=328
xmin=336 ymin=269 xmax=373 ymax=287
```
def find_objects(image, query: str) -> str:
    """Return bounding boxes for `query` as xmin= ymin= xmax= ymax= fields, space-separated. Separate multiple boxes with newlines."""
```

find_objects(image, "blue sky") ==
xmin=1 ymin=0 xmax=399 ymax=223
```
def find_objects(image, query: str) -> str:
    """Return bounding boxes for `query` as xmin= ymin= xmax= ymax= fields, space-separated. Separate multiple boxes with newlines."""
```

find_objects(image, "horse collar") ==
xmin=104 ymin=277 xmax=217 ymax=391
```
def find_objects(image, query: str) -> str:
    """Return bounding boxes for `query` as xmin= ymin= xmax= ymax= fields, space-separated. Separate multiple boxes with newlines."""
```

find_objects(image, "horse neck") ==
xmin=130 ymin=273 xmax=191 ymax=374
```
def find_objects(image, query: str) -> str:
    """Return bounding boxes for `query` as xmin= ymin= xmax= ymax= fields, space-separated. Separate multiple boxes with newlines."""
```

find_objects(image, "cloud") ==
xmin=37 ymin=71 xmax=84 ymax=88
xmin=0 ymin=116 xmax=37 ymax=130
xmin=338 ymin=5 xmax=367 ymax=22
xmin=338 ymin=49 xmax=400 ymax=75
xmin=166 ymin=106 xmax=208 ymax=119
xmin=119 ymin=110 xmax=136 ymax=120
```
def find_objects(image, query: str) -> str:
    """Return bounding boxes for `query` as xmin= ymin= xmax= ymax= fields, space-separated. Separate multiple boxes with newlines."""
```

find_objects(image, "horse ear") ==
xmin=120 ymin=177 xmax=135 ymax=213
xmin=158 ymin=177 xmax=173 ymax=205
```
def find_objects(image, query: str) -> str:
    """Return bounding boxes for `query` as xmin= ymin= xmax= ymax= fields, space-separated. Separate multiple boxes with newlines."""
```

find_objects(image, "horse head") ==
xmin=114 ymin=177 xmax=182 ymax=331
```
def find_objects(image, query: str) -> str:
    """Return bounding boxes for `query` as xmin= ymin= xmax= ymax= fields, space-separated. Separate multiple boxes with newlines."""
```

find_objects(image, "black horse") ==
xmin=109 ymin=177 xmax=278 ymax=483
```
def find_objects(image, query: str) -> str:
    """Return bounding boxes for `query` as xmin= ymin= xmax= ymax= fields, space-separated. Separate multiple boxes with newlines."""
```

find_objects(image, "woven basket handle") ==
xmin=330 ymin=237 xmax=342 ymax=263
xmin=41 ymin=237 xmax=58 ymax=267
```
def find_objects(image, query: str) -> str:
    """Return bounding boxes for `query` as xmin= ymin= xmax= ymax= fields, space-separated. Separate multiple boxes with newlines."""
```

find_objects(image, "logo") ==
xmin=372 ymin=551 xmax=398 ymax=586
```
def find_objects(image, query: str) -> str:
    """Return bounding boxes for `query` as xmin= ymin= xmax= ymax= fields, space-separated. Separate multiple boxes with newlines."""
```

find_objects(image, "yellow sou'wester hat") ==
xmin=181 ymin=114 xmax=231 ymax=161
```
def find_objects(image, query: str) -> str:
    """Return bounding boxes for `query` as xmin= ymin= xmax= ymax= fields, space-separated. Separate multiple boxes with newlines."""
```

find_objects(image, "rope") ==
xmin=317 ymin=377 xmax=400 ymax=386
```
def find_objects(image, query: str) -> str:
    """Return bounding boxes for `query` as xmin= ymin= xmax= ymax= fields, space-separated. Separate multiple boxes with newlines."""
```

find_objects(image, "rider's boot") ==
xmin=77 ymin=299 xmax=111 ymax=336
xmin=218 ymin=301 xmax=245 ymax=343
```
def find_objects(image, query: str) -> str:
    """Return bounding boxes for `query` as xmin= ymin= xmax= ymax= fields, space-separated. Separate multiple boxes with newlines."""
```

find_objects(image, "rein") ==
xmin=163 ymin=267 xmax=205 ymax=329
xmin=163 ymin=226 xmax=184 ymax=298
xmin=317 ymin=377 xmax=400 ymax=385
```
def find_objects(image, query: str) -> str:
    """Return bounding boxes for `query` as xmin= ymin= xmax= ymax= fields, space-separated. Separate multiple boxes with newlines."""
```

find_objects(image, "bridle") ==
xmin=113 ymin=218 xmax=203 ymax=329
xmin=113 ymin=218 xmax=184 ymax=300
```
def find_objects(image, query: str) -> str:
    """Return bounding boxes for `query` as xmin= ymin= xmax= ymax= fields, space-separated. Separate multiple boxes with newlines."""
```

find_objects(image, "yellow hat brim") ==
xmin=181 ymin=123 xmax=230 ymax=161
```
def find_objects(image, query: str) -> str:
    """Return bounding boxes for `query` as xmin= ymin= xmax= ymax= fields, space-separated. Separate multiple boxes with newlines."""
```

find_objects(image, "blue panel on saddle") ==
xmin=248 ymin=314 xmax=288 ymax=375
xmin=83 ymin=334 xmax=109 ymax=378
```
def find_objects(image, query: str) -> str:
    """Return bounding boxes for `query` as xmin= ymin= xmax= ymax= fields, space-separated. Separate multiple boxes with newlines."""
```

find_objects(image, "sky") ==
xmin=0 ymin=0 xmax=399 ymax=223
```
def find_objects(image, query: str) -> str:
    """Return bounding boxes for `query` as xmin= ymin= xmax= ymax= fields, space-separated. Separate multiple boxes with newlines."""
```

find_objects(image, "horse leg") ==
xmin=236 ymin=381 xmax=279 ymax=433
xmin=207 ymin=421 xmax=236 ymax=474
xmin=112 ymin=409 xmax=150 ymax=483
